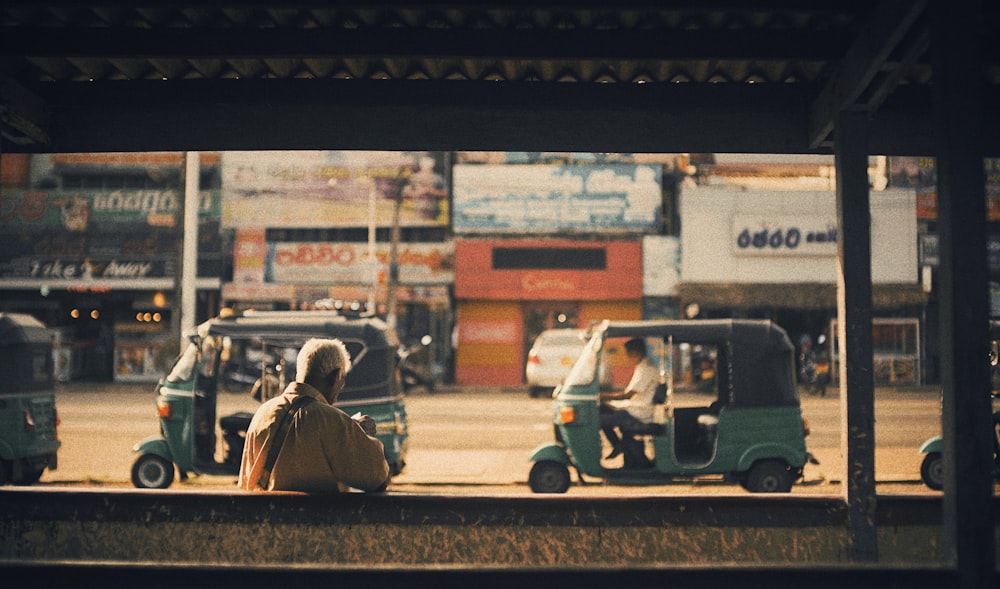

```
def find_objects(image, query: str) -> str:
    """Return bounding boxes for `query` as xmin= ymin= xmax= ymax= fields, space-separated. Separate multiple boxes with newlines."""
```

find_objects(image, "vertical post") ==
xmin=834 ymin=110 xmax=877 ymax=562
xmin=386 ymin=178 xmax=403 ymax=329
xmin=181 ymin=152 xmax=199 ymax=335
xmin=930 ymin=1 xmax=994 ymax=585
xmin=367 ymin=179 xmax=378 ymax=314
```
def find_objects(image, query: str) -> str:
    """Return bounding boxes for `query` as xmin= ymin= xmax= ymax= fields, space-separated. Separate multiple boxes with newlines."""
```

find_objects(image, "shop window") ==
xmin=830 ymin=318 xmax=921 ymax=385
xmin=492 ymin=247 xmax=606 ymax=270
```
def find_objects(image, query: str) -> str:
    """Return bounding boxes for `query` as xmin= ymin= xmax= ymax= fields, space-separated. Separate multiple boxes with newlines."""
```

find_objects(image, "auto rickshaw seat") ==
xmin=220 ymin=412 xmax=253 ymax=433
xmin=697 ymin=413 xmax=719 ymax=428
xmin=621 ymin=419 xmax=665 ymax=437
xmin=219 ymin=412 xmax=254 ymax=465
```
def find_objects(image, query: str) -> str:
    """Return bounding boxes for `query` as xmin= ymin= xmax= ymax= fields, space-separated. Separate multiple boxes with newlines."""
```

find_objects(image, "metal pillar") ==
xmin=834 ymin=110 xmax=877 ymax=562
xmin=930 ymin=1 xmax=995 ymax=586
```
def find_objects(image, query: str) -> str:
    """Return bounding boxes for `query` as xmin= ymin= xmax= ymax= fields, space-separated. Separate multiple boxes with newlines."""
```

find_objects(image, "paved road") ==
xmin=36 ymin=380 xmax=967 ymax=496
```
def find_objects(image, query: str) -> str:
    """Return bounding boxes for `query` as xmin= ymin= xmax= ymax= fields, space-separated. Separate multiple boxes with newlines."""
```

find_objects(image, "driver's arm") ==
xmin=600 ymin=388 xmax=637 ymax=403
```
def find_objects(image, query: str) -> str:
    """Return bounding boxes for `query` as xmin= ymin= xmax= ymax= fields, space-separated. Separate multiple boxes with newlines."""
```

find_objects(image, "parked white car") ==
xmin=526 ymin=328 xmax=610 ymax=397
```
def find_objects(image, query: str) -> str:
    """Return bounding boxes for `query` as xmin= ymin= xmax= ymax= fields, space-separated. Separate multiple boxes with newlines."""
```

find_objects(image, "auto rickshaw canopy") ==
xmin=0 ymin=313 xmax=54 ymax=394
xmin=595 ymin=319 xmax=798 ymax=410
xmin=198 ymin=311 xmax=401 ymax=401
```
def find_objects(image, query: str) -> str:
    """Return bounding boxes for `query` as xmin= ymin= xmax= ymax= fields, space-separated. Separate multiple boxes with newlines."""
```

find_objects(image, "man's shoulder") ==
xmin=639 ymin=359 xmax=660 ymax=374
xmin=303 ymin=400 xmax=350 ymax=421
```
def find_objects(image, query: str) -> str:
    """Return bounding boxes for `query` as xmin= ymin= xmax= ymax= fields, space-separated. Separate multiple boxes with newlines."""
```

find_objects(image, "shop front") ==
xmin=0 ymin=281 xmax=220 ymax=382
xmin=677 ymin=185 xmax=927 ymax=385
xmin=453 ymin=238 xmax=643 ymax=386
xmin=0 ymin=152 xmax=224 ymax=382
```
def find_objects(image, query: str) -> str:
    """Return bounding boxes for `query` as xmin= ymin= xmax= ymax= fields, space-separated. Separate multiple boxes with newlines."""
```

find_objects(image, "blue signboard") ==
xmin=453 ymin=163 xmax=662 ymax=233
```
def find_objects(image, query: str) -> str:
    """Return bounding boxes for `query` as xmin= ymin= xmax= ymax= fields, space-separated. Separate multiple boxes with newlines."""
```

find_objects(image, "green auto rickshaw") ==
xmin=529 ymin=319 xmax=814 ymax=493
xmin=918 ymin=321 xmax=1000 ymax=490
xmin=131 ymin=310 xmax=408 ymax=488
xmin=0 ymin=313 xmax=60 ymax=485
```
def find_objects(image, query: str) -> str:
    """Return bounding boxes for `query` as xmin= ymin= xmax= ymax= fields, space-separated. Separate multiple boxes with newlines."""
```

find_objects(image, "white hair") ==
xmin=295 ymin=338 xmax=351 ymax=383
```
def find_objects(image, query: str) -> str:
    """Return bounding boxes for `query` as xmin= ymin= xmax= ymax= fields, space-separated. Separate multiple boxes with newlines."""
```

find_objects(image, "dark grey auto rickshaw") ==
xmin=529 ymin=319 xmax=814 ymax=493
xmin=0 ymin=313 xmax=60 ymax=485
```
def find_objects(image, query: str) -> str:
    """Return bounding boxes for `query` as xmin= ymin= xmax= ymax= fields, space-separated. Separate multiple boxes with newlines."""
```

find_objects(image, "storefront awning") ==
xmin=676 ymin=282 xmax=928 ymax=311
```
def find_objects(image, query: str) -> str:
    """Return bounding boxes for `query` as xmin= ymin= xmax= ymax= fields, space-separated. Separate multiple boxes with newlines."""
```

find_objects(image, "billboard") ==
xmin=221 ymin=151 xmax=449 ymax=228
xmin=453 ymin=163 xmax=662 ymax=233
xmin=0 ymin=189 xmax=221 ymax=281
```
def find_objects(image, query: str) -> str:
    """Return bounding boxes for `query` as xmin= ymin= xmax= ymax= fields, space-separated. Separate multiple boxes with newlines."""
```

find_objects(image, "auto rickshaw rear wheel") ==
xmin=529 ymin=460 xmax=571 ymax=493
xmin=15 ymin=465 xmax=45 ymax=485
xmin=131 ymin=454 xmax=175 ymax=489
xmin=743 ymin=459 xmax=793 ymax=493
xmin=920 ymin=452 xmax=944 ymax=491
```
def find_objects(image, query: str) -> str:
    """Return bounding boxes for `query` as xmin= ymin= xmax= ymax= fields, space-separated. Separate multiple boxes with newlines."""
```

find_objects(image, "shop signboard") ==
xmin=221 ymin=151 xmax=449 ymax=228
xmin=452 ymin=163 xmax=662 ymax=233
xmin=266 ymin=241 xmax=454 ymax=286
xmin=0 ymin=189 xmax=220 ymax=227
xmin=889 ymin=156 xmax=1000 ymax=221
xmin=642 ymin=235 xmax=680 ymax=297
xmin=0 ymin=188 xmax=222 ymax=283
xmin=920 ymin=234 xmax=1000 ymax=270
xmin=730 ymin=215 xmax=838 ymax=257
xmin=454 ymin=239 xmax=643 ymax=301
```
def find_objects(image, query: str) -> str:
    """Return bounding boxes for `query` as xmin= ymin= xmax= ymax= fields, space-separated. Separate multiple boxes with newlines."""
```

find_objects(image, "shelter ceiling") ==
xmin=0 ymin=2 xmax=997 ymax=154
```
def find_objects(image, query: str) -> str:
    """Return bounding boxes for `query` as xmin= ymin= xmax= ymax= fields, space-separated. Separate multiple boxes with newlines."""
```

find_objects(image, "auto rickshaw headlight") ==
xmin=559 ymin=406 xmax=576 ymax=425
xmin=157 ymin=399 xmax=172 ymax=418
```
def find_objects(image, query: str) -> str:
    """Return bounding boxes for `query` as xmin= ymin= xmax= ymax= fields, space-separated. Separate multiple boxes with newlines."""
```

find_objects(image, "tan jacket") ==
xmin=238 ymin=381 xmax=389 ymax=493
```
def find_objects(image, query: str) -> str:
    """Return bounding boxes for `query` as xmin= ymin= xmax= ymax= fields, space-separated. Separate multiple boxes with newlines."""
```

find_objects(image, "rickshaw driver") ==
xmin=598 ymin=338 xmax=660 ymax=461
xmin=238 ymin=338 xmax=390 ymax=493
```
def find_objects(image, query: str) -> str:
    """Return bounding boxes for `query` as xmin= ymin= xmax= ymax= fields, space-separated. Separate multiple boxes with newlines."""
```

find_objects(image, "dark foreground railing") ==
xmin=0 ymin=488 xmax=997 ymax=588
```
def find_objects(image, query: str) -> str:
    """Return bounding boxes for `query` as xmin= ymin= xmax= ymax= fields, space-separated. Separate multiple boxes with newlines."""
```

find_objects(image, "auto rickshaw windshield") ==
xmin=563 ymin=335 xmax=603 ymax=388
xmin=165 ymin=342 xmax=199 ymax=383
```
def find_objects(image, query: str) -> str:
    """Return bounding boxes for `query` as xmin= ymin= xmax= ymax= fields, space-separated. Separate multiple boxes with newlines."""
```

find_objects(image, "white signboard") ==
xmin=731 ymin=215 xmax=838 ymax=256
xmin=643 ymin=235 xmax=681 ymax=296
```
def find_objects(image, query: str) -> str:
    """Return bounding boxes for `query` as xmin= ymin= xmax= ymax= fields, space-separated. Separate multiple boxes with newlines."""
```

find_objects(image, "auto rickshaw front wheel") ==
xmin=742 ymin=459 xmax=794 ymax=493
xmin=131 ymin=454 xmax=175 ymax=489
xmin=920 ymin=452 xmax=944 ymax=491
xmin=529 ymin=460 xmax=571 ymax=493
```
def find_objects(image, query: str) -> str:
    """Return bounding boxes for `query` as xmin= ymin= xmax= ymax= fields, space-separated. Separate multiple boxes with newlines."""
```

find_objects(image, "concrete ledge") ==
xmin=0 ymin=561 xmax=975 ymax=589
xmin=0 ymin=488 xmax=996 ymax=572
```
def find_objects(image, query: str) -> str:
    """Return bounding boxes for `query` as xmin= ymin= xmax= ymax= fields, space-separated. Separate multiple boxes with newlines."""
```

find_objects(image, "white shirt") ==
xmin=608 ymin=357 xmax=661 ymax=422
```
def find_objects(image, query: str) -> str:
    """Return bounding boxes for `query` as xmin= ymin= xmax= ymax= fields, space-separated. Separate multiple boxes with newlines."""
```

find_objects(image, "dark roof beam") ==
xmin=0 ymin=26 xmax=849 ymax=63
xmin=0 ymin=75 xmax=50 ymax=145
xmin=808 ymin=0 xmax=926 ymax=149
xmin=859 ymin=23 xmax=928 ymax=112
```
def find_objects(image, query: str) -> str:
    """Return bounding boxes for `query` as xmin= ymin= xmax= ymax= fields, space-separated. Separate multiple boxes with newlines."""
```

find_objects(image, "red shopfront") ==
xmin=453 ymin=238 xmax=643 ymax=386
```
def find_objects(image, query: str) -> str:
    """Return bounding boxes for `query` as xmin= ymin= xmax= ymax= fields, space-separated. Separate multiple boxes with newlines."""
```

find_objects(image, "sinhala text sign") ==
xmin=452 ymin=163 xmax=662 ymax=233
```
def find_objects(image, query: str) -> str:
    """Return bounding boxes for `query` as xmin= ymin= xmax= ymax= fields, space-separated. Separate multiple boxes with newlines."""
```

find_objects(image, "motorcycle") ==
xmin=399 ymin=335 xmax=436 ymax=394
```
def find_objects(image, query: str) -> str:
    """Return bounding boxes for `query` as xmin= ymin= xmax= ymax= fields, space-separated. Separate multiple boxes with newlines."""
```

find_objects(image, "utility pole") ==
xmin=172 ymin=152 xmax=199 ymax=347
xmin=385 ymin=171 xmax=406 ymax=329
xmin=180 ymin=152 xmax=199 ymax=336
